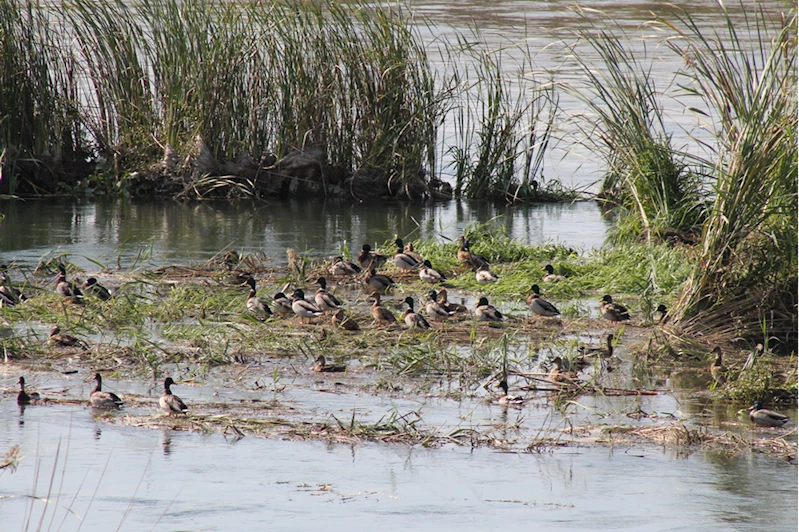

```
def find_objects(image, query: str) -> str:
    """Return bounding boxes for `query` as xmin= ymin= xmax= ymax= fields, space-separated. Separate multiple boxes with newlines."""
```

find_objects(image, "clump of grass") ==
xmin=666 ymin=6 xmax=797 ymax=351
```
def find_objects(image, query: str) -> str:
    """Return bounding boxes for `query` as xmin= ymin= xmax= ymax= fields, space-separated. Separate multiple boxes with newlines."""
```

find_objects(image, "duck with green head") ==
xmin=402 ymin=296 xmax=431 ymax=330
xmin=82 ymin=278 xmax=112 ymax=301
xmin=291 ymin=288 xmax=323 ymax=324
xmin=475 ymin=296 xmax=504 ymax=322
xmin=748 ymin=401 xmax=789 ymax=427
xmin=599 ymin=295 xmax=630 ymax=322
xmin=542 ymin=264 xmax=566 ymax=283
xmin=527 ymin=284 xmax=559 ymax=317
xmin=419 ymin=260 xmax=446 ymax=284
xmin=17 ymin=377 xmax=41 ymax=405
xmin=160 ymin=377 xmax=188 ymax=416
xmin=425 ymin=290 xmax=455 ymax=321
xmin=90 ymin=373 xmax=123 ymax=409
xmin=246 ymin=278 xmax=272 ymax=320
xmin=314 ymin=277 xmax=342 ymax=313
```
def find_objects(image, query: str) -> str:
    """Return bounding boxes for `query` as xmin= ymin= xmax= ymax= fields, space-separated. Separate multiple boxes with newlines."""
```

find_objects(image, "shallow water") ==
xmin=0 ymin=389 xmax=796 ymax=531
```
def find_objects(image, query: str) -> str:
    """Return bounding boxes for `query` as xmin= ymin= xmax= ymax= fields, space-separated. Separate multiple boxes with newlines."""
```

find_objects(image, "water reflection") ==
xmin=0 ymin=199 xmax=610 ymax=271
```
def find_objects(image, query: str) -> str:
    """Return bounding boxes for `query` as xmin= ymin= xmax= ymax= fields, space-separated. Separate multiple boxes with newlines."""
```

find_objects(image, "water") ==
xmin=0 ymin=199 xmax=610 ymax=270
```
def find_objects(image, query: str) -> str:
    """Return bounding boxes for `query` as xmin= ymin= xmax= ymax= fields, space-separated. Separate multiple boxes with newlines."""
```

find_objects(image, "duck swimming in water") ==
xmin=17 ymin=377 xmax=40 ymax=405
xmin=748 ymin=401 xmax=789 ymax=427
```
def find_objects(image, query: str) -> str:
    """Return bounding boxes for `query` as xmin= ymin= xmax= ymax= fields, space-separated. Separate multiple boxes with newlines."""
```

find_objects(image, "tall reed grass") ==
xmin=666 ymin=5 xmax=797 ymax=351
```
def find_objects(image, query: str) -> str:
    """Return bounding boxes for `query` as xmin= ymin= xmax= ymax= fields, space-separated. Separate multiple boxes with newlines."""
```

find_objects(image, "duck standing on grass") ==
xmin=392 ymin=240 xmax=422 ymax=271
xmin=599 ymin=294 xmax=630 ymax=322
xmin=82 ymin=277 xmax=112 ymax=301
xmin=419 ymin=260 xmax=446 ymax=284
xmin=55 ymin=265 xmax=83 ymax=301
xmin=357 ymin=244 xmax=387 ymax=270
xmin=748 ymin=401 xmax=789 ymax=427
xmin=246 ymin=278 xmax=272 ymax=320
xmin=425 ymin=290 xmax=455 ymax=321
xmin=475 ymin=297 xmax=504 ymax=322
xmin=364 ymin=268 xmax=396 ymax=295
xmin=160 ymin=377 xmax=188 ymax=416
xmin=402 ymin=296 xmax=431 ymax=330
xmin=272 ymin=292 xmax=294 ymax=317
xmin=455 ymin=236 xmax=489 ymax=270
xmin=527 ymin=284 xmax=560 ymax=317
xmin=291 ymin=288 xmax=323 ymax=324
xmin=370 ymin=293 xmax=397 ymax=326
xmin=332 ymin=309 xmax=360 ymax=331
xmin=17 ymin=377 xmax=41 ymax=405
xmin=314 ymin=277 xmax=342 ymax=313
xmin=330 ymin=256 xmax=362 ymax=277
xmin=542 ymin=264 xmax=566 ymax=283
xmin=90 ymin=373 xmax=124 ymax=409
xmin=475 ymin=265 xmax=499 ymax=284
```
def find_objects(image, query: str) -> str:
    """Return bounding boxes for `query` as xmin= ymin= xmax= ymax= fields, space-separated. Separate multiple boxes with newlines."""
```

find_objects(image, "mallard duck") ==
xmin=55 ymin=265 xmax=83 ymax=300
xmin=90 ymin=373 xmax=123 ymax=409
xmin=314 ymin=277 xmax=342 ymax=313
xmin=654 ymin=304 xmax=669 ymax=325
xmin=291 ymin=289 xmax=323 ymax=323
xmin=425 ymin=290 xmax=455 ymax=321
xmin=330 ymin=256 xmax=362 ymax=277
xmin=599 ymin=295 xmax=630 ymax=322
xmin=17 ymin=376 xmax=40 ymax=405
xmin=245 ymin=277 xmax=271 ymax=320
xmin=159 ymin=377 xmax=188 ymax=416
xmin=82 ymin=277 xmax=112 ymax=301
xmin=357 ymin=244 xmax=387 ymax=270
xmin=402 ymin=296 xmax=431 ymax=330
xmin=393 ymin=241 xmax=422 ymax=271
xmin=370 ymin=293 xmax=397 ymax=326
xmin=48 ymin=326 xmax=81 ymax=347
xmin=312 ymin=355 xmax=346 ymax=373
xmin=419 ymin=260 xmax=446 ymax=284
xmin=437 ymin=289 xmax=468 ymax=314
xmin=475 ymin=265 xmax=499 ymax=284
xmin=364 ymin=268 xmax=396 ymax=295
xmin=579 ymin=334 xmax=614 ymax=358
xmin=710 ymin=346 xmax=726 ymax=386
xmin=542 ymin=264 xmax=566 ymax=283
xmin=527 ymin=284 xmax=560 ymax=317
xmin=332 ymin=309 xmax=360 ymax=331
xmin=402 ymin=241 xmax=425 ymax=263
xmin=748 ymin=401 xmax=789 ymax=427
xmin=549 ymin=357 xmax=579 ymax=384
xmin=271 ymin=292 xmax=294 ymax=317
xmin=455 ymin=236 xmax=489 ymax=270
xmin=495 ymin=379 xmax=525 ymax=405
xmin=222 ymin=251 xmax=252 ymax=285
xmin=0 ymin=267 xmax=25 ymax=305
xmin=475 ymin=296 xmax=504 ymax=322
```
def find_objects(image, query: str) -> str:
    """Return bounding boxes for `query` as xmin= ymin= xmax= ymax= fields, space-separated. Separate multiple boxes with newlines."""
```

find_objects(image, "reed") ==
xmin=666 ymin=5 xmax=797 ymax=351
xmin=565 ymin=11 xmax=706 ymax=243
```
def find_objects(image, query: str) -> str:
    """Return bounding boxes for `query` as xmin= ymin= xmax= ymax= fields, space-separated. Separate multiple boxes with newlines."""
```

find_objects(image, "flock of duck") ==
xmin=2 ymin=237 xmax=791 ymax=428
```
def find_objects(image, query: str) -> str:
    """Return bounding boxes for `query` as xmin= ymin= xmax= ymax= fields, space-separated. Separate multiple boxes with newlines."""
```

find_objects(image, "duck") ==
xmin=419 ymin=260 xmax=446 ymax=284
xmin=245 ymin=277 xmax=272 ymax=320
xmin=402 ymin=296 xmax=431 ymax=330
xmin=455 ymin=236 xmax=490 ymax=270
xmin=599 ymin=294 xmax=631 ymax=322
xmin=364 ymin=268 xmax=396 ymax=295
xmin=0 ymin=266 xmax=25 ymax=305
xmin=314 ymin=277 xmax=342 ymax=313
xmin=311 ymin=355 xmax=346 ymax=373
xmin=82 ymin=277 xmax=112 ymax=301
xmin=55 ymin=265 xmax=83 ymax=301
xmin=402 ymin=241 xmax=425 ymax=263
xmin=475 ymin=296 xmax=504 ymax=322
xmin=527 ymin=284 xmax=560 ymax=317
xmin=495 ymin=380 xmax=525 ymax=405
xmin=17 ymin=376 xmax=40 ymax=405
xmin=542 ymin=264 xmax=566 ymax=283
xmin=579 ymin=334 xmax=614 ymax=358
xmin=370 ymin=293 xmax=397 ymax=326
xmin=475 ymin=265 xmax=499 ymax=284
xmin=425 ymin=290 xmax=455 ymax=321
xmin=330 ymin=256 xmax=362 ymax=277
xmin=392 ymin=241 xmax=422 ymax=271
xmin=159 ymin=377 xmax=188 ymax=416
xmin=654 ymin=304 xmax=669 ymax=325
xmin=357 ymin=244 xmax=388 ymax=270
xmin=709 ymin=346 xmax=726 ymax=386
xmin=222 ymin=251 xmax=252 ymax=285
xmin=748 ymin=401 xmax=789 ymax=427
xmin=436 ymin=289 xmax=468 ymax=314
xmin=271 ymin=292 xmax=294 ymax=317
xmin=90 ymin=373 xmax=124 ymax=409
xmin=291 ymin=289 xmax=323 ymax=324
xmin=549 ymin=357 xmax=579 ymax=384
xmin=48 ymin=326 xmax=81 ymax=347
xmin=332 ymin=309 xmax=360 ymax=331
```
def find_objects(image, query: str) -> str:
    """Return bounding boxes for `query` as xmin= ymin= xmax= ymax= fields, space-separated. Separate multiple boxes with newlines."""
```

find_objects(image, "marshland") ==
xmin=1 ymin=0 xmax=797 ymax=530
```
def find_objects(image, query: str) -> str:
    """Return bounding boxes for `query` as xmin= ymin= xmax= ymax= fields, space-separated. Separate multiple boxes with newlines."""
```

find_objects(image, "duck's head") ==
xmin=370 ymin=293 xmax=382 ymax=304
xmin=403 ymin=296 xmax=415 ymax=309
xmin=711 ymin=346 xmax=722 ymax=359
xmin=362 ymin=244 xmax=372 ymax=252
xmin=552 ymin=356 xmax=564 ymax=369
xmin=293 ymin=288 xmax=305 ymax=299
xmin=394 ymin=238 xmax=404 ymax=248
xmin=18 ymin=376 xmax=25 ymax=386
xmin=274 ymin=292 xmax=287 ymax=299
xmin=437 ymin=289 xmax=448 ymax=300
xmin=656 ymin=304 xmax=668 ymax=313
xmin=94 ymin=373 xmax=102 ymax=383
xmin=427 ymin=290 xmax=438 ymax=301
xmin=531 ymin=284 xmax=541 ymax=295
xmin=317 ymin=277 xmax=327 ymax=289
xmin=314 ymin=355 xmax=326 ymax=366
xmin=83 ymin=277 xmax=98 ymax=288
xmin=164 ymin=377 xmax=176 ymax=388
xmin=423 ymin=259 xmax=433 ymax=268
xmin=246 ymin=277 xmax=257 ymax=290
xmin=543 ymin=264 xmax=555 ymax=274
xmin=496 ymin=379 xmax=509 ymax=394
xmin=477 ymin=296 xmax=490 ymax=307
xmin=601 ymin=294 xmax=613 ymax=303
xmin=750 ymin=400 xmax=763 ymax=412
xmin=50 ymin=326 xmax=61 ymax=336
